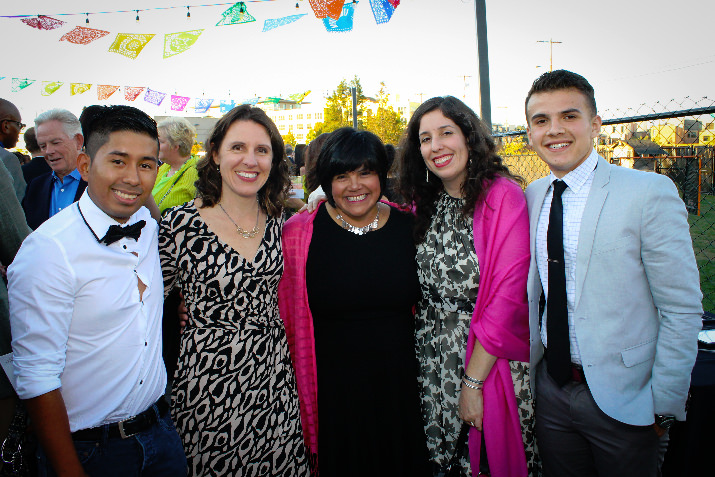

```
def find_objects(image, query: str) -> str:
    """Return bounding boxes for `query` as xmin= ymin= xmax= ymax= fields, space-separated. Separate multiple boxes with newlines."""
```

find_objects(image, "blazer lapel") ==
xmin=574 ymin=156 xmax=611 ymax=309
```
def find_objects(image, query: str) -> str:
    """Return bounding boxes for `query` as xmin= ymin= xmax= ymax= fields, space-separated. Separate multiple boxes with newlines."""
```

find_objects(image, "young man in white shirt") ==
xmin=9 ymin=105 xmax=186 ymax=477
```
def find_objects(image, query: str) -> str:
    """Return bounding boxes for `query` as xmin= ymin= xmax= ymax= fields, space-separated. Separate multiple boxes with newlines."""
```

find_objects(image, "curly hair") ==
xmin=158 ymin=116 xmax=196 ymax=157
xmin=397 ymin=96 xmax=522 ymax=242
xmin=195 ymin=104 xmax=290 ymax=218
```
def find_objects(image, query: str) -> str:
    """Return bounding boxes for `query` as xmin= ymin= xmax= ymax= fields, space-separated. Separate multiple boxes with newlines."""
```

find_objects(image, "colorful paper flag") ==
xmin=21 ymin=15 xmax=65 ymax=30
xmin=11 ymin=78 xmax=35 ymax=92
xmin=144 ymin=88 xmax=166 ymax=106
xmin=323 ymin=3 xmax=355 ymax=32
xmin=70 ymin=83 xmax=92 ymax=96
xmin=310 ymin=0 xmax=346 ymax=20
xmin=194 ymin=99 xmax=214 ymax=114
xmin=124 ymin=86 xmax=145 ymax=101
xmin=171 ymin=95 xmax=191 ymax=112
xmin=108 ymin=33 xmax=155 ymax=59
xmin=60 ymin=26 xmax=110 ymax=45
xmin=163 ymin=30 xmax=203 ymax=59
xmin=41 ymin=81 xmax=63 ymax=96
xmin=262 ymin=14 xmax=307 ymax=32
xmin=369 ymin=0 xmax=395 ymax=24
xmin=217 ymin=2 xmax=256 ymax=26
xmin=220 ymin=100 xmax=236 ymax=113
xmin=97 ymin=85 xmax=120 ymax=100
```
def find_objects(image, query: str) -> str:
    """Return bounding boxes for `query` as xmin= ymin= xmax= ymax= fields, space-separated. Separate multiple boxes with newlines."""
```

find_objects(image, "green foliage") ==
xmin=363 ymin=82 xmax=405 ymax=145
xmin=309 ymin=76 xmax=366 ymax=141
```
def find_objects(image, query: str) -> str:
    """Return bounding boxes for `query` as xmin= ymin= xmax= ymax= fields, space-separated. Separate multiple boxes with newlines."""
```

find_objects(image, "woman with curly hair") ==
xmin=159 ymin=105 xmax=309 ymax=476
xmin=398 ymin=96 xmax=538 ymax=477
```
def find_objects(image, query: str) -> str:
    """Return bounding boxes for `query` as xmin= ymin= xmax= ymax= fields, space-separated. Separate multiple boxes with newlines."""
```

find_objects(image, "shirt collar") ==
xmin=77 ymin=190 xmax=146 ymax=243
xmin=548 ymin=148 xmax=598 ymax=193
xmin=52 ymin=168 xmax=82 ymax=183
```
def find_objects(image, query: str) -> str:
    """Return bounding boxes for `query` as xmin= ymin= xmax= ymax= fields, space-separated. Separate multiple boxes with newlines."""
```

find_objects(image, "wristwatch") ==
xmin=654 ymin=414 xmax=676 ymax=430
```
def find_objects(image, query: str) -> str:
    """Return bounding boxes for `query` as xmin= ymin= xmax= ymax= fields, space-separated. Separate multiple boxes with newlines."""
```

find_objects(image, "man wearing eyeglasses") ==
xmin=0 ymin=98 xmax=27 ymax=201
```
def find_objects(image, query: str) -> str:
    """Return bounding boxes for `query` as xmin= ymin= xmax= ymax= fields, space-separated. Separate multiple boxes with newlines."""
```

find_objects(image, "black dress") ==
xmin=306 ymin=204 xmax=431 ymax=477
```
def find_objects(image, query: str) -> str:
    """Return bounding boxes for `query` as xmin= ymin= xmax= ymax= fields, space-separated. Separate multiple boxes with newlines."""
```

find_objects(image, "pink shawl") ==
xmin=467 ymin=176 xmax=531 ymax=476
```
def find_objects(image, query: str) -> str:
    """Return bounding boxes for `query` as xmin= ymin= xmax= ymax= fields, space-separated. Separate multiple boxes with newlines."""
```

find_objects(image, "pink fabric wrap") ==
xmin=466 ymin=176 xmax=531 ymax=477
xmin=278 ymin=208 xmax=320 ymax=467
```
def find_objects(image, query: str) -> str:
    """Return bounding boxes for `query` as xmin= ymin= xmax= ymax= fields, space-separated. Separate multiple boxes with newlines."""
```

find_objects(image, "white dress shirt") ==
xmin=8 ymin=191 xmax=166 ymax=432
xmin=536 ymin=148 xmax=599 ymax=365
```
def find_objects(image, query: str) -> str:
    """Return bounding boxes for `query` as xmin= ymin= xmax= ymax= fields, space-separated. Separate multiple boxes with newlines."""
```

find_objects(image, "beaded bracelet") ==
xmin=462 ymin=379 xmax=483 ymax=391
xmin=463 ymin=373 xmax=485 ymax=386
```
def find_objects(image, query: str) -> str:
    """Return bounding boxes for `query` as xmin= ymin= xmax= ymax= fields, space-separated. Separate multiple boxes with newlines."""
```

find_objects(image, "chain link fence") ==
xmin=495 ymin=97 xmax=715 ymax=313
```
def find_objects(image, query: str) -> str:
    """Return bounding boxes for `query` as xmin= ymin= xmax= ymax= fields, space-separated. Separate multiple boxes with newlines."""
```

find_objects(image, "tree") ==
xmin=363 ymin=82 xmax=406 ymax=145
xmin=307 ymin=76 xmax=366 ymax=142
xmin=282 ymin=131 xmax=296 ymax=147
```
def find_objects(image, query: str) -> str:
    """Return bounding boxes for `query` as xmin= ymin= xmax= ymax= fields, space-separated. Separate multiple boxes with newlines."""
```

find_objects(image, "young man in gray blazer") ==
xmin=524 ymin=70 xmax=703 ymax=477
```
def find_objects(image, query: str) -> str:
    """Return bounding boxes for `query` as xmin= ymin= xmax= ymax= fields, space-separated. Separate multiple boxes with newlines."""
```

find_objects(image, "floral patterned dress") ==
xmin=415 ymin=193 xmax=538 ymax=476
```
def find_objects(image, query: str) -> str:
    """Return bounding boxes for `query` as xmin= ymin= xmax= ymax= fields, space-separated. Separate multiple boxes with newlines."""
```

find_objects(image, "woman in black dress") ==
xmin=278 ymin=127 xmax=430 ymax=476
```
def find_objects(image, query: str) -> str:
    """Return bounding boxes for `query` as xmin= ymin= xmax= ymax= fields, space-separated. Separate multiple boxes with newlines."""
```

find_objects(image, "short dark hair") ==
xmin=23 ymin=127 xmax=40 ymax=154
xmin=525 ymin=69 xmax=597 ymax=118
xmin=79 ymin=105 xmax=158 ymax=159
xmin=316 ymin=127 xmax=388 ymax=207
xmin=397 ymin=96 xmax=520 ymax=242
xmin=195 ymin=104 xmax=289 ymax=218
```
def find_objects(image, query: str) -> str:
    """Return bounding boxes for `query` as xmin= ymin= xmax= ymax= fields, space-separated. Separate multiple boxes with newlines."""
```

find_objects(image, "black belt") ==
xmin=71 ymin=398 xmax=169 ymax=441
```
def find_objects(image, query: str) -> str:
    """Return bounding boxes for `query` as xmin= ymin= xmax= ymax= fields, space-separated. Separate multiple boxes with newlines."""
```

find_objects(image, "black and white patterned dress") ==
xmin=415 ymin=193 xmax=537 ymax=476
xmin=159 ymin=201 xmax=309 ymax=477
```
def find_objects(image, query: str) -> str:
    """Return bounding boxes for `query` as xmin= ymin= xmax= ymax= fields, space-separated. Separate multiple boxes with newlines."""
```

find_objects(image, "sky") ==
xmin=1 ymin=0 xmax=713 ymax=127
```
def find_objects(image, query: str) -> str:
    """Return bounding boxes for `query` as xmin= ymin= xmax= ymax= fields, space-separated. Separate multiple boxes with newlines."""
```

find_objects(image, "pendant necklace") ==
xmin=335 ymin=204 xmax=380 ymax=235
xmin=218 ymin=201 xmax=260 ymax=239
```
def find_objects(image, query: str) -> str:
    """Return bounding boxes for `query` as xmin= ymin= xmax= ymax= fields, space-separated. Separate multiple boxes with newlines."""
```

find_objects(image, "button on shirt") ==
xmin=536 ymin=148 xmax=599 ymax=365
xmin=8 ymin=191 xmax=166 ymax=432
xmin=49 ymin=169 xmax=82 ymax=217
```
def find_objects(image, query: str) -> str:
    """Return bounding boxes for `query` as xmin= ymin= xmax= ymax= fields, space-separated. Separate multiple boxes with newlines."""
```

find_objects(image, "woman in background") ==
xmin=160 ymin=105 xmax=309 ymax=476
xmin=398 ymin=96 xmax=537 ymax=476
xmin=279 ymin=127 xmax=430 ymax=476
xmin=153 ymin=117 xmax=199 ymax=215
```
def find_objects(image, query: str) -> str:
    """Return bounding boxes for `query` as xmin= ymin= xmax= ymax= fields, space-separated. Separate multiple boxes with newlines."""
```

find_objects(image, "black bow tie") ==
xmin=100 ymin=220 xmax=146 ymax=245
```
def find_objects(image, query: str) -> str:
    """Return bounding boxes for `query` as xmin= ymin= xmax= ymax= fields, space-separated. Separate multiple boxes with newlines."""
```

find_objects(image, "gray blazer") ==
xmin=0 ymin=163 xmax=30 ymax=398
xmin=525 ymin=155 xmax=702 ymax=425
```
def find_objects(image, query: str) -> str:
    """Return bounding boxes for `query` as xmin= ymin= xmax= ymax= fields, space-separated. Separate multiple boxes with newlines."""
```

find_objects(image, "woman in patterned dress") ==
xmin=159 ymin=105 xmax=309 ymax=476
xmin=397 ymin=96 xmax=539 ymax=477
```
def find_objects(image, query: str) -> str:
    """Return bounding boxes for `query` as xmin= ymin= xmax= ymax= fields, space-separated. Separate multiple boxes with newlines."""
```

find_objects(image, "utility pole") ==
xmin=350 ymin=86 xmax=357 ymax=129
xmin=475 ymin=0 xmax=491 ymax=129
xmin=537 ymin=38 xmax=562 ymax=72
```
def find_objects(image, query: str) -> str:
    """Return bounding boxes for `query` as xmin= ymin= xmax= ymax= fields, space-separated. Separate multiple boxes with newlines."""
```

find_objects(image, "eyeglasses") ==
xmin=1 ymin=119 xmax=26 ymax=130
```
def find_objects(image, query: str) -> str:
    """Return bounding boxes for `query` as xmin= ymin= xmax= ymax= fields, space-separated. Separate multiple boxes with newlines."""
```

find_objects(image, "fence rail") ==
xmin=495 ymin=97 xmax=715 ymax=313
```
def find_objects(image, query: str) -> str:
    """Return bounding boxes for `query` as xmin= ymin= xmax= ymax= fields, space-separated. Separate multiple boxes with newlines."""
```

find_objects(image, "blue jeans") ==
xmin=38 ymin=410 xmax=187 ymax=477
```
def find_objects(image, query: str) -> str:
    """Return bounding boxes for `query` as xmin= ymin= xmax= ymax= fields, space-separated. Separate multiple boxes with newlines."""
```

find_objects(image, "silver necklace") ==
xmin=335 ymin=205 xmax=380 ymax=235
xmin=218 ymin=202 xmax=260 ymax=239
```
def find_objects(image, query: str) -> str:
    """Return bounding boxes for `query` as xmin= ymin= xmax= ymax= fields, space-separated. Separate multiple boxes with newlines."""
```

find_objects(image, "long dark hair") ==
xmin=397 ymin=96 xmax=521 ymax=242
xmin=195 ymin=104 xmax=290 ymax=217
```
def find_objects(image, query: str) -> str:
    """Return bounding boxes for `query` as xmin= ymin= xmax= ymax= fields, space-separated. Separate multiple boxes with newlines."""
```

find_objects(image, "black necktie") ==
xmin=546 ymin=180 xmax=570 ymax=386
xmin=100 ymin=220 xmax=146 ymax=245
